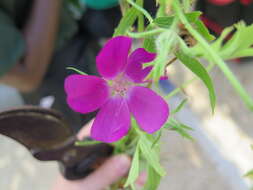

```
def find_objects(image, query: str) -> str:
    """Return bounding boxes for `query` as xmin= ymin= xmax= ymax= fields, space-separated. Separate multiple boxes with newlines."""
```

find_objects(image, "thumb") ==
xmin=81 ymin=154 xmax=131 ymax=189
xmin=52 ymin=154 xmax=131 ymax=190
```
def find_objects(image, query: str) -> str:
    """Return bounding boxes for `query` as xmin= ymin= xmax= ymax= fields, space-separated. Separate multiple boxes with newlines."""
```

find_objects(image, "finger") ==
xmin=79 ymin=154 xmax=131 ymax=190
xmin=76 ymin=119 xmax=94 ymax=140
xmin=51 ymin=155 xmax=130 ymax=190
xmin=135 ymin=172 xmax=147 ymax=187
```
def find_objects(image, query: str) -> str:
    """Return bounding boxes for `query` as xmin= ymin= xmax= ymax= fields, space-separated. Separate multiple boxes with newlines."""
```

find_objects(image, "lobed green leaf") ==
xmin=153 ymin=12 xmax=201 ymax=28
xmin=216 ymin=23 xmax=253 ymax=59
xmin=153 ymin=16 xmax=174 ymax=28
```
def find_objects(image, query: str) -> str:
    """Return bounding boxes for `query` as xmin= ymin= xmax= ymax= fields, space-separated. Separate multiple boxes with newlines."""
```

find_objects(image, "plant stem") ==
xmin=183 ymin=0 xmax=191 ymax=12
xmin=136 ymin=0 xmax=144 ymax=32
xmin=119 ymin=0 xmax=129 ymax=15
xmin=127 ymin=28 xmax=166 ymax=38
xmin=173 ymin=0 xmax=253 ymax=110
xmin=66 ymin=67 xmax=87 ymax=75
xmin=127 ymin=0 xmax=154 ymax=24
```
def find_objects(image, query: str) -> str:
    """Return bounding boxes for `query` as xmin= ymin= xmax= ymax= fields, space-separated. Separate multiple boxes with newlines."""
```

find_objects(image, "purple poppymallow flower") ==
xmin=65 ymin=36 xmax=169 ymax=143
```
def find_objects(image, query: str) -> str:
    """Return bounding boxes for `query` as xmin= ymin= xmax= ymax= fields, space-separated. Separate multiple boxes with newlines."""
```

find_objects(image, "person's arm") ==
xmin=0 ymin=0 xmax=62 ymax=92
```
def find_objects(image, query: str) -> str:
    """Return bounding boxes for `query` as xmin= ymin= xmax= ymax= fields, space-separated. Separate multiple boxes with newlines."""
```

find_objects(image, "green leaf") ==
xmin=143 ymin=37 xmax=156 ymax=53
xmin=217 ymin=23 xmax=253 ymax=59
xmin=235 ymin=23 xmax=253 ymax=50
xmin=153 ymin=10 xmax=214 ymax=43
xmin=211 ymin=26 xmax=234 ymax=52
xmin=165 ymin=118 xmax=194 ymax=140
xmin=173 ymin=127 xmax=194 ymax=140
xmin=153 ymin=12 xmax=201 ymax=28
xmin=124 ymin=145 xmax=140 ymax=187
xmin=176 ymin=51 xmax=216 ymax=112
xmin=173 ymin=0 xmax=253 ymax=111
xmin=223 ymin=23 xmax=253 ymax=50
xmin=185 ymin=11 xmax=202 ymax=23
xmin=231 ymin=48 xmax=253 ymax=58
xmin=153 ymin=16 xmax=174 ymax=28
xmin=113 ymin=7 xmax=139 ymax=36
xmin=75 ymin=140 xmax=101 ymax=146
xmin=171 ymin=98 xmax=188 ymax=114
xmin=143 ymin=166 xmax=161 ymax=190
xmin=139 ymin=135 xmax=166 ymax=177
xmin=153 ymin=10 xmax=213 ymax=45
xmin=194 ymin=19 xmax=215 ymax=41
xmin=143 ymin=25 xmax=157 ymax=53
xmin=244 ymin=170 xmax=253 ymax=180
xmin=152 ymin=130 xmax=162 ymax=148
xmin=66 ymin=67 xmax=87 ymax=75
xmin=180 ymin=123 xmax=194 ymax=131
xmin=195 ymin=20 xmax=214 ymax=41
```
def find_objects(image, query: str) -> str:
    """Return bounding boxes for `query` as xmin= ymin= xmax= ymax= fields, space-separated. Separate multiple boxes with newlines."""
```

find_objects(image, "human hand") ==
xmin=52 ymin=154 xmax=131 ymax=190
xmin=51 ymin=121 xmax=146 ymax=190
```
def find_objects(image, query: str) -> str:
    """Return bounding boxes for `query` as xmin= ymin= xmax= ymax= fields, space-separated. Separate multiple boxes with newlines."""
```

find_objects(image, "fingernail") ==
xmin=113 ymin=155 xmax=131 ymax=175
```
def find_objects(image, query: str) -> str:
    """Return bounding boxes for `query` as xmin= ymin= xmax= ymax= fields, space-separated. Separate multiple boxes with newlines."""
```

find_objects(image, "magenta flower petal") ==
xmin=127 ymin=86 xmax=169 ymax=133
xmin=91 ymin=96 xmax=131 ymax=143
xmin=96 ymin=36 xmax=132 ymax=79
xmin=64 ymin=74 xmax=110 ymax=114
xmin=126 ymin=48 xmax=156 ymax=83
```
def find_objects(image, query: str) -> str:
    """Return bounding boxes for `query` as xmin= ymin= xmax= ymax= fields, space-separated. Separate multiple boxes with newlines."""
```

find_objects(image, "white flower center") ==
xmin=109 ymin=74 xmax=133 ymax=97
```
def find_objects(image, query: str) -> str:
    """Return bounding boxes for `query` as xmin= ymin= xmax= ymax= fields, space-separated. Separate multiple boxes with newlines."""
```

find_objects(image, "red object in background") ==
xmin=201 ymin=0 xmax=253 ymax=34
xmin=240 ymin=0 xmax=253 ymax=5
xmin=208 ymin=0 xmax=252 ymax=5
xmin=208 ymin=0 xmax=235 ymax=6
xmin=200 ymin=15 xmax=223 ymax=35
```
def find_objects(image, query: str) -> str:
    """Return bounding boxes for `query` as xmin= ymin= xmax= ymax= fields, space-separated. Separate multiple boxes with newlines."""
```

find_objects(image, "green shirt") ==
xmin=0 ymin=0 xmax=78 ymax=77
xmin=81 ymin=0 xmax=119 ymax=10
